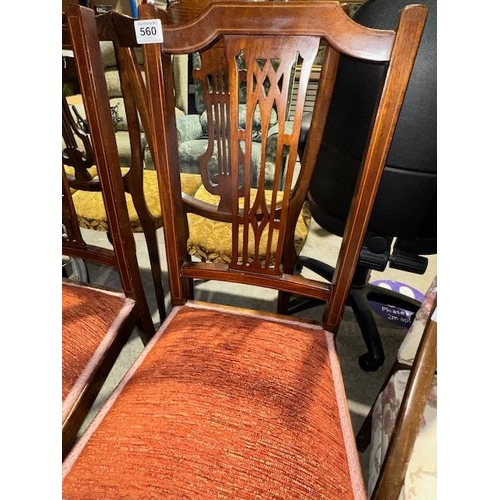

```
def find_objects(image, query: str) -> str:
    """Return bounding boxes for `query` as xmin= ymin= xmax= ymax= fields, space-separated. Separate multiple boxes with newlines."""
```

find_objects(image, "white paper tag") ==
xmin=134 ymin=19 xmax=163 ymax=44
xmin=431 ymin=307 xmax=437 ymax=322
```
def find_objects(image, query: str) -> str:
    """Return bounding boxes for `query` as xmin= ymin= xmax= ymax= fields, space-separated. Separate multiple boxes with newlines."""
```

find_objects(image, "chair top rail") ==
xmin=145 ymin=1 xmax=409 ymax=62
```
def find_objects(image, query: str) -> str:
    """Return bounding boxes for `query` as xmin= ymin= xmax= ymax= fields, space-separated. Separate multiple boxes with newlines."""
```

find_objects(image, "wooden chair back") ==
xmin=63 ymin=11 xmax=169 ymax=321
xmin=63 ymin=12 xmax=145 ymax=193
xmin=62 ymin=13 xmax=154 ymax=344
xmin=138 ymin=0 xmax=428 ymax=334
xmin=189 ymin=37 xmax=249 ymax=202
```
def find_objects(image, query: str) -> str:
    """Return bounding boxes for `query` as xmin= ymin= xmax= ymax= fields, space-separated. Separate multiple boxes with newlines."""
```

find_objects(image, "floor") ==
xmin=74 ymin=219 xmax=437 ymax=486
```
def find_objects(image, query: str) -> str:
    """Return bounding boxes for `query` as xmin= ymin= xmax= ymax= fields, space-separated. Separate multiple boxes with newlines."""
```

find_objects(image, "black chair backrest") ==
xmin=307 ymin=0 xmax=437 ymax=255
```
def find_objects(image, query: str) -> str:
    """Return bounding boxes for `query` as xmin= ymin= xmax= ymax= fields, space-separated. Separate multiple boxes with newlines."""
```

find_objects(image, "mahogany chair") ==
xmin=63 ymin=10 xmax=171 ymax=321
xmin=62 ymin=12 xmax=157 ymax=460
xmin=62 ymin=2 xmax=427 ymax=497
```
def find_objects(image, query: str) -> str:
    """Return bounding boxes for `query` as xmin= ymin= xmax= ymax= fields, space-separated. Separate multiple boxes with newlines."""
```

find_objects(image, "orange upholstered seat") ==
xmin=63 ymin=303 xmax=363 ymax=499
xmin=62 ymin=281 xmax=136 ymax=425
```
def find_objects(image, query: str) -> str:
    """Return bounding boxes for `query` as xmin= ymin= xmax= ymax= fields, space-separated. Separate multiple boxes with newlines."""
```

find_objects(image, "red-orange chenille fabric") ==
xmin=63 ymin=303 xmax=365 ymax=499
xmin=62 ymin=282 xmax=133 ymax=424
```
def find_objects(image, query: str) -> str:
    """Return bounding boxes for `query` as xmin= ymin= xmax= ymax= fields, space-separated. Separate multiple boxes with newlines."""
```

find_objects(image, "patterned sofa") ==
xmin=166 ymin=47 xmax=291 ymax=188
xmin=368 ymin=276 xmax=437 ymax=500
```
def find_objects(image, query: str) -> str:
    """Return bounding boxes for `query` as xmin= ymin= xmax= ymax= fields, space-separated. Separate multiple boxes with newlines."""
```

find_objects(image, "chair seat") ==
xmin=63 ymin=303 xmax=364 ymax=499
xmin=187 ymin=184 xmax=311 ymax=264
xmin=368 ymin=369 xmax=437 ymax=500
xmin=70 ymin=171 xmax=202 ymax=233
xmin=62 ymin=280 xmax=136 ymax=426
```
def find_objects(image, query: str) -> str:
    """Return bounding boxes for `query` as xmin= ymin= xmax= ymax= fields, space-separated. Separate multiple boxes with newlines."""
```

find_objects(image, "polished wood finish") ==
xmin=62 ymin=11 xmax=156 ymax=459
xmin=62 ymin=11 xmax=168 ymax=321
xmin=63 ymin=1 xmax=428 ymax=495
xmin=371 ymin=304 xmax=437 ymax=500
xmin=140 ymin=0 xmax=428 ymax=335
xmin=160 ymin=0 xmax=368 ymax=28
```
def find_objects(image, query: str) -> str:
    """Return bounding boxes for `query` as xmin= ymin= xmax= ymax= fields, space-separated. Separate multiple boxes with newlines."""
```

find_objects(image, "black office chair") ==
xmin=290 ymin=0 xmax=437 ymax=371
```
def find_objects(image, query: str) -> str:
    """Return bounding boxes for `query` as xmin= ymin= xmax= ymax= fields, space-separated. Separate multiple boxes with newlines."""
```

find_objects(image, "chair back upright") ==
xmin=138 ymin=0 xmax=428 ymax=334
xmin=63 ymin=10 xmax=170 ymax=322
xmin=63 ymin=12 xmax=145 ymax=195
xmin=62 ymin=12 xmax=155 ymax=344
xmin=190 ymin=38 xmax=249 ymax=205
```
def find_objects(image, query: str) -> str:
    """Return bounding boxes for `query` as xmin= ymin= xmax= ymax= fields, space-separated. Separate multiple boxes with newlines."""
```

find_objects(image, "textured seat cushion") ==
xmin=398 ymin=276 xmax=437 ymax=366
xmin=71 ymin=171 xmax=202 ymax=233
xmin=63 ymin=303 xmax=365 ymax=499
xmin=368 ymin=369 xmax=437 ymax=500
xmin=62 ymin=280 xmax=135 ymax=425
xmin=187 ymin=184 xmax=311 ymax=263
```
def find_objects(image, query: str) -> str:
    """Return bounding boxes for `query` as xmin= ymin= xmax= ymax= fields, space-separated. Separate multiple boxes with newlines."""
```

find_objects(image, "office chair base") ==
xmin=290 ymin=256 xmax=422 ymax=372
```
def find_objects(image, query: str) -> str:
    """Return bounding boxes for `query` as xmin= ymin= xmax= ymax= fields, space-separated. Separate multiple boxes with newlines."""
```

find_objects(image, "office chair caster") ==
xmin=290 ymin=254 xmax=422 ymax=372
xmin=359 ymin=352 xmax=383 ymax=372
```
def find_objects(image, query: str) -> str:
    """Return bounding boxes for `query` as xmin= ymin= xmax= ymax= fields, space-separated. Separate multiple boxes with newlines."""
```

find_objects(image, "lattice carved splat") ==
xmin=221 ymin=36 xmax=320 ymax=274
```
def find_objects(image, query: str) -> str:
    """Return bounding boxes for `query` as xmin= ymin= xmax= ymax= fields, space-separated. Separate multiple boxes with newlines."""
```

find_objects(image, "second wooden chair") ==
xmin=62 ymin=11 xmax=156 ymax=460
